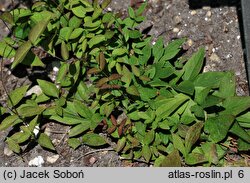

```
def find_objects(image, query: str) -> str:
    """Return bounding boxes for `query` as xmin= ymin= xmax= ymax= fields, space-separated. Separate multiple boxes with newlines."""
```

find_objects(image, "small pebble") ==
xmin=173 ymin=27 xmax=180 ymax=33
xmin=237 ymin=35 xmax=241 ymax=39
xmin=53 ymin=66 xmax=59 ymax=72
xmin=33 ymin=125 xmax=40 ymax=137
xmin=52 ymin=139 xmax=60 ymax=146
xmin=187 ymin=39 xmax=193 ymax=47
xmin=203 ymin=6 xmax=211 ymax=10
xmin=206 ymin=11 xmax=212 ymax=17
xmin=89 ymin=157 xmax=97 ymax=165
xmin=46 ymin=155 xmax=60 ymax=164
xmin=209 ymin=53 xmax=221 ymax=62
xmin=28 ymin=156 xmax=44 ymax=167
xmin=4 ymin=147 xmax=13 ymax=156
xmin=44 ymin=127 xmax=51 ymax=136
xmin=190 ymin=10 xmax=197 ymax=15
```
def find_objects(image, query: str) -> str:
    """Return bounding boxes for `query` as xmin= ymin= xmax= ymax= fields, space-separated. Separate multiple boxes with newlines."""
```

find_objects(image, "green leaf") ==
xmin=21 ymin=51 xmax=45 ymax=67
xmin=88 ymin=35 xmax=106 ymax=48
xmin=112 ymin=48 xmax=127 ymax=56
xmin=121 ymin=65 xmax=132 ymax=86
xmin=84 ymin=20 xmax=101 ymax=28
xmin=6 ymin=138 xmax=21 ymax=153
xmin=82 ymin=133 xmax=107 ymax=146
xmin=237 ymin=112 xmax=250 ymax=128
xmin=155 ymin=149 xmax=182 ymax=167
xmin=28 ymin=115 xmax=39 ymax=132
xmin=129 ymin=30 xmax=141 ymax=39
xmin=0 ymin=115 xmax=22 ymax=131
xmin=58 ymin=27 xmax=74 ymax=42
xmin=73 ymin=100 xmax=93 ymax=119
xmin=0 ymin=12 xmax=14 ymax=25
xmin=142 ymin=145 xmax=151 ymax=163
xmin=126 ymin=85 xmax=140 ymax=96
xmin=28 ymin=20 xmax=49 ymax=45
xmin=201 ymin=142 xmax=219 ymax=165
xmin=138 ymin=87 xmax=157 ymax=101
xmin=38 ymin=133 xmax=55 ymax=151
xmin=174 ymin=80 xmax=194 ymax=95
xmin=37 ymin=79 xmax=59 ymax=98
xmin=100 ymin=102 xmax=114 ymax=117
xmin=68 ymin=138 xmax=81 ymax=150
xmin=69 ymin=28 xmax=84 ymax=39
xmin=116 ymin=137 xmax=127 ymax=152
xmin=128 ymin=7 xmax=135 ymax=19
xmin=185 ymin=122 xmax=204 ymax=153
xmin=194 ymin=72 xmax=226 ymax=88
xmin=143 ymin=130 xmax=155 ymax=145
xmin=10 ymin=132 xmax=30 ymax=144
xmin=194 ymin=86 xmax=211 ymax=105
xmin=204 ymin=115 xmax=235 ymax=143
xmin=182 ymin=47 xmax=205 ymax=81
xmin=214 ymin=72 xmax=236 ymax=98
xmin=68 ymin=122 xmax=90 ymax=137
xmin=0 ymin=41 xmax=16 ymax=58
xmin=161 ymin=38 xmax=186 ymax=61
xmin=7 ymin=85 xmax=29 ymax=107
xmin=69 ymin=16 xmax=82 ymax=28
xmin=92 ymin=8 xmax=102 ymax=21
xmin=153 ymin=37 xmax=164 ymax=62
xmin=18 ymin=104 xmax=45 ymax=117
xmin=221 ymin=96 xmax=250 ymax=116
xmin=185 ymin=152 xmax=208 ymax=165
xmin=11 ymin=40 xmax=32 ymax=69
xmin=172 ymin=133 xmax=186 ymax=157
xmin=61 ymin=41 xmax=69 ymax=60
xmin=238 ymin=139 xmax=250 ymax=151
xmin=49 ymin=115 xmax=88 ymax=125
xmin=155 ymin=94 xmax=189 ymax=119
xmin=229 ymin=122 xmax=250 ymax=143
xmin=72 ymin=6 xmax=86 ymax=18
xmin=136 ymin=3 xmax=147 ymax=15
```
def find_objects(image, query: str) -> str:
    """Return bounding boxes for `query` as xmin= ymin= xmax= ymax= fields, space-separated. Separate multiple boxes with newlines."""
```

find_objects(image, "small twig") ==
xmin=56 ymin=127 xmax=70 ymax=147
xmin=76 ymin=148 xmax=114 ymax=161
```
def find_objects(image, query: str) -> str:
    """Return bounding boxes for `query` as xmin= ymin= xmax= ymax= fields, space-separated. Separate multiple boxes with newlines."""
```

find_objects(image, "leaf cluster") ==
xmin=0 ymin=0 xmax=250 ymax=166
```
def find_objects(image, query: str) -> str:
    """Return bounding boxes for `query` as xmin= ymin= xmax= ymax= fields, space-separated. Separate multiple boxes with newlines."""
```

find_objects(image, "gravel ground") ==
xmin=0 ymin=0 xmax=249 ymax=167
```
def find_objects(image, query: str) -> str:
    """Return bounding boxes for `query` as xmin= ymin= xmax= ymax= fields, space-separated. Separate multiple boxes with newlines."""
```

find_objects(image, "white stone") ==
xmin=190 ymin=10 xmax=197 ymax=15
xmin=28 ymin=156 xmax=44 ymax=167
xmin=89 ymin=157 xmax=97 ymax=165
xmin=53 ymin=66 xmax=59 ymax=72
xmin=173 ymin=28 xmax=180 ymax=33
xmin=46 ymin=155 xmax=60 ymax=164
xmin=203 ymin=6 xmax=211 ymax=10
xmin=44 ymin=127 xmax=51 ymax=136
xmin=237 ymin=35 xmax=241 ymax=39
xmin=187 ymin=39 xmax=193 ymax=47
xmin=206 ymin=11 xmax=212 ymax=17
xmin=4 ymin=146 xmax=13 ymax=156
xmin=33 ymin=126 xmax=40 ymax=137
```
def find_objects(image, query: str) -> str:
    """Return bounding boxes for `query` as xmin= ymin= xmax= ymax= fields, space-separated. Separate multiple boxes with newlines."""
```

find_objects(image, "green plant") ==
xmin=0 ymin=0 xmax=250 ymax=167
